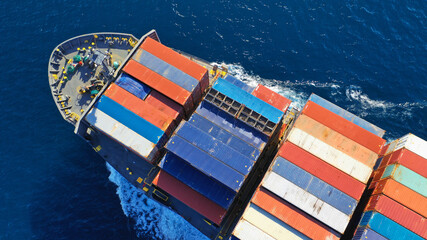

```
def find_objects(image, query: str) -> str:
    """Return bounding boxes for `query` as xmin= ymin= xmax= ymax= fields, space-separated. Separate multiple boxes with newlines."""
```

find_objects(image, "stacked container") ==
xmin=232 ymin=93 xmax=386 ymax=240
xmin=354 ymin=133 xmax=427 ymax=240
xmin=152 ymin=77 xmax=290 ymax=230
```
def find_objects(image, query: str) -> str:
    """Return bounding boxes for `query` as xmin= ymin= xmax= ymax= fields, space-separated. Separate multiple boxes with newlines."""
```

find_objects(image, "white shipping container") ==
xmin=242 ymin=204 xmax=309 ymax=240
xmin=86 ymin=108 xmax=157 ymax=160
xmin=262 ymin=172 xmax=350 ymax=234
xmin=394 ymin=134 xmax=427 ymax=159
xmin=233 ymin=220 xmax=275 ymax=240
xmin=288 ymin=128 xmax=372 ymax=183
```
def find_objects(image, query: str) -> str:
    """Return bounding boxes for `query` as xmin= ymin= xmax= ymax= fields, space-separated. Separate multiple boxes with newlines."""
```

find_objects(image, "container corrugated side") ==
xmin=302 ymin=101 xmax=386 ymax=154
xmin=352 ymin=227 xmax=387 ymax=240
xmin=272 ymin=156 xmax=357 ymax=215
xmin=308 ymin=94 xmax=385 ymax=137
xmin=123 ymin=60 xmax=193 ymax=114
xmin=294 ymin=114 xmax=378 ymax=168
xmin=105 ymin=84 xmax=175 ymax=135
xmin=145 ymin=90 xmax=183 ymax=123
xmin=288 ymin=127 xmax=372 ymax=183
xmin=366 ymin=194 xmax=427 ymax=238
xmin=95 ymin=96 xmax=165 ymax=144
xmin=141 ymin=37 xmax=209 ymax=91
xmin=152 ymin=170 xmax=226 ymax=225
xmin=212 ymin=78 xmax=284 ymax=124
xmin=85 ymin=108 xmax=157 ymax=161
xmin=223 ymin=75 xmax=255 ymax=93
xmin=159 ymin=152 xmax=235 ymax=209
xmin=233 ymin=220 xmax=275 ymax=240
xmin=196 ymin=101 xmax=267 ymax=150
xmin=252 ymin=84 xmax=292 ymax=112
xmin=188 ymin=113 xmax=260 ymax=161
xmin=262 ymin=171 xmax=350 ymax=233
xmin=115 ymin=73 xmax=151 ymax=100
xmin=393 ymin=134 xmax=427 ymax=159
xmin=166 ymin=135 xmax=244 ymax=192
xmin=176 ymin=122 xmax=254 ymax=175
xmin=252 ymin=188 xmax=341 ymax=240
xmin=241 ymin=203 xmax=309 ymax=240
xmin=381 ymin=164 xmax=427 ymax=197
xmin=278 ymin=141 xmax=365 ymax=200
xmin=359 ymin=211 xmax=424 ymax=240
xmin=379 ymin=148 xmax=427 ymax=178
xmin=372 ymin=178 xmax=427 ymax=217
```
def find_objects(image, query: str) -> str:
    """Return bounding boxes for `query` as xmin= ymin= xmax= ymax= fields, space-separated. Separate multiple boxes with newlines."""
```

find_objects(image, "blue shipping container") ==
xmin=272 ymin=156 xmax=357 ymax=215
xmin=159 ymin=152 xmax=236 ymax=209
xmin=166 ymin=135 xmax=244 ymax=192
xmin=115 ymin=73 xmax=151 ymax=100
xmin=359 ymin=211 xmax=424 ymax=240
xmin=176 ymin=122 xmax=255 ymax=175
xmin=95 ymin=95 xmax=164 ymax=144
xmin=196 ymin=101 xmax=268 ymax=150
xmin=188 ymin=113 xmax=260 ymax=161
xmin=353 ymin=227 xmax=387 ymax=240
xmin=309 ymin=94 xmax=385 ymax=137
xmin=133 ymin=49 xmax=200 ymax=93
xmin=224 ymin=75 xmax=255 ymax=93
xmin=212 ymin=78 xmax=283 ymax=124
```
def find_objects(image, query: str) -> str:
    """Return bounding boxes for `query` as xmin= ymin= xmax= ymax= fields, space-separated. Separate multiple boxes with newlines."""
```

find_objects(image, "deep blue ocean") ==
xmin=0 ymin=1 xmax=425 ymax=239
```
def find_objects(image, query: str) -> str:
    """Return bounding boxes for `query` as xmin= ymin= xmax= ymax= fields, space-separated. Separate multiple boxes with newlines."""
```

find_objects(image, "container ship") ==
xmin=48 ymin=30 xmax=427 ymax=240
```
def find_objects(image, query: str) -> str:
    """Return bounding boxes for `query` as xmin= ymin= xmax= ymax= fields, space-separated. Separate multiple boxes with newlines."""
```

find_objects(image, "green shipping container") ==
xmin=382 ymin=164 xmax=427 ymax=197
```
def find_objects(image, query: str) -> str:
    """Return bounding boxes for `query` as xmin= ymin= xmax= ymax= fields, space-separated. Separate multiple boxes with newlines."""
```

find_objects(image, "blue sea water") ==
xmin=0 ymin=0 xmax=425 ymax=239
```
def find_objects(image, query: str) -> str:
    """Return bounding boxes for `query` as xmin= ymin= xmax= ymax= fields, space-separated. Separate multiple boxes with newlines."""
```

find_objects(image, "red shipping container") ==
xmin=152 ymin=170 xmax=226 ymax=225
xmin=371 ymin=166 xmax=387 ymax=184
xmin=379 ymin=148 xmax=427 ymax=178
xmin=251 ymin=84 xmax=292 ymax=112
xmin=123 ymin=60 xmax=193 ymax=114
xmin=302 ymin=101 xmax=386 ymax=154
xmin=278 ymin=141 xmax=365 ymax=200
xmin=105 ymin=84 xmax=175 ymax=135
xmin=141 ymin=37 xmax=209 ymax=91
xmin=373 ymin=178 xmax=427 ymax=218
xmin=252 ymin=187 xmax=340 ymax=240
xmin=366 ymin=194 xmax=427 ymax=238
xmin=145 ymin=90 xmax=184 ymax=124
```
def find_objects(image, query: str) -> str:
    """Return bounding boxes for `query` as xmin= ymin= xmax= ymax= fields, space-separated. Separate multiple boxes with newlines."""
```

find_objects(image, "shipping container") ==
xmin=302 ymin=101 xmax=386 ymax=153
xmin=85 ymin=108 xmax=157 ymax=161
xmin=95 ymin=96 xmax=165 ymax=144
xmin=212 ymin=78 xmax=284 ymax=124
xmin=288 ymin=128 xmax=372 ymax=183
xmin=278 ymin=141 xmax=365 ymax=200
xmin=308 ymin=94 xmax=385 ymax=137
xmin=196 ymin=101 xmax=268 ymax=150
xmin=141 ymin=37 xmax=209 ymax=91
xmin=252 ymin=188 xmax=341 ymax=240
xmin=233 ymin=220 xmax=275 ymax=240
xmin=145 ymin=90 xmax=183 ymax=123
xmin=379 ymin=148 xmax=427 ymax=178
xmin=372 ymin=178 xmax=427 ymax=217
xmin=115 ymin=73 xmax=151 ymax=100
xmin=166 ymin=135 xmax=244 ymax=192
xmin=359 ymin=211 xmax=424 ymax=240
xmin=123 ymin=60 xmax=193 ymax=113
xmin=262 ymin=171 xmax=350 ymax=233
xmin=105 ymin=84 xmax=175 ymax=135
xmin=381 ymin=164 xmax=427 ymax=197
xmin=152 ymin=170 xmax=226 ymax=225
xmin=188 ymin=113 xmax=260 ymax=161
xmin=223 ymin=75 xmax=255 ymax=93
xmin=241 ymin=203 xmax=309 ymax=240
xmin=159 ymin=152 xmax=235 ymax=209
xmin=371 ymin=166 xmax=387 ymax=184
xmin=366 ymin=194 xmax=427 ymax=238
xmin=252 ymin=84 xmax=292 ymax=112
xmin=387 ymin=133 xmax=427 ymax=159
xmin=352 ymin=227 xmax=387 ymax=240
xmin=176 ymin=122 xmax=254 ymax=175
xmin=272 ymin=156 xmax=357 ymax=215
xmin=294 ymin=114 xmax=378 ymax=168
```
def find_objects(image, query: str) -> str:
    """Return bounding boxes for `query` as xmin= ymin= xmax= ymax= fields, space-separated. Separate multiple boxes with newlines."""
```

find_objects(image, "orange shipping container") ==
xmin=302 ymin=101 xmax=386 ymax=154
xmin=123 ymin=60 xmax=193 ymax=114
xmin=372 ymin=178 xmax=427 ymax=217
xmin=252 ymin=187 xmax=340 ymax=240
xmin=251 ymin=84 xmax=292 ymax=112
xmin=294 ymin=114 xmax=378 ymax=168
xmin=145 ymin=90 xmax=184 ymax=124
